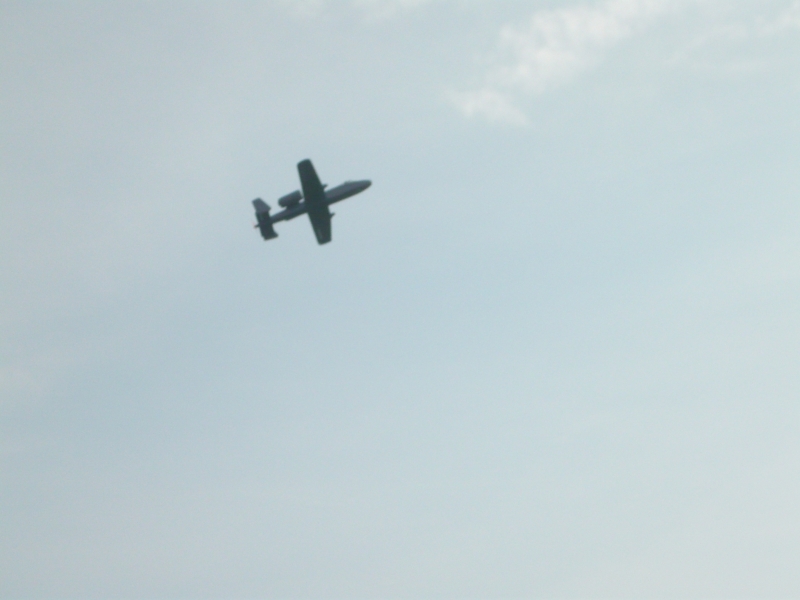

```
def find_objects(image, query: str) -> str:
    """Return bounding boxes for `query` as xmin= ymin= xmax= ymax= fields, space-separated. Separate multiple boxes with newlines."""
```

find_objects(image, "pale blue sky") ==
xmin=2 ymin=1 xmax=800 ymax=598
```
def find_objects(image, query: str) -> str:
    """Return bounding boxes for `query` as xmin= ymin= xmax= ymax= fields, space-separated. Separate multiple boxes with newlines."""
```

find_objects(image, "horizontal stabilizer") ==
xmin=252 ymin=198 xmax=278 ymax=240
xmin=257 ymin=221 xmax=278 ymax=240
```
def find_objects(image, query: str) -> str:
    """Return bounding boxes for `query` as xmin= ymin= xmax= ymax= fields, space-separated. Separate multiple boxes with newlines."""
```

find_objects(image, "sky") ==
xmin=2 ymin=1 xmax=800 ymax=598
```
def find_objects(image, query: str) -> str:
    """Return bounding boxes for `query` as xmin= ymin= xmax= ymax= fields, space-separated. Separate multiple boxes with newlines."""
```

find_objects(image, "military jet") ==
xmin=252 ymin=159 xmax=371 ymax=245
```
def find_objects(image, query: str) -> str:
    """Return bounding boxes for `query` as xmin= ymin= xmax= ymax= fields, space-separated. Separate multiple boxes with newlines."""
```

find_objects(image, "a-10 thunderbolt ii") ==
xmin=252 ymin=159 xmax=371 ymax=245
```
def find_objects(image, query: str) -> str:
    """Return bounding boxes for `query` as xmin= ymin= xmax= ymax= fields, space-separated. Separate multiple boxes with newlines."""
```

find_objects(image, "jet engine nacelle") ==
xmin=278 ymin=190 xmax=303 ymax=208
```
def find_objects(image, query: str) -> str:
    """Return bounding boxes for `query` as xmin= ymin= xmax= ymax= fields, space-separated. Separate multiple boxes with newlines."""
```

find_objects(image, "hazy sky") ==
xmin=2 ymin=1 xmax=800 ymax=598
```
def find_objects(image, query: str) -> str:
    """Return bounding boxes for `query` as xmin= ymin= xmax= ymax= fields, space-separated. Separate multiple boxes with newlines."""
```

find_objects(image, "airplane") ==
xmin=252 ymin=159 xmax=371 ymax=245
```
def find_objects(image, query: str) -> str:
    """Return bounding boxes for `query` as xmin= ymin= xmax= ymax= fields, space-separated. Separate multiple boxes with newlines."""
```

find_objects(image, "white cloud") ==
xmin=757 ymin=0 xmax=800 ymax=35
xmin=665 ymin=22 xmax=753 ymax=71
xmin=666 ymin=1 xmax=800 ymax=74
xmin=452 ymin=0 xmax=670 ymax=124
xmin=494 ymin=0 xmax=668 ymax=93
xmin=448 ymin=88 xmax=530 ymax=127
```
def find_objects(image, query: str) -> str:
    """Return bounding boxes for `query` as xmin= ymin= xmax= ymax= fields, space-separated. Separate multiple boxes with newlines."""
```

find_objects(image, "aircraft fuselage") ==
xmin=269 ymin=179 xmax=371 ymax=224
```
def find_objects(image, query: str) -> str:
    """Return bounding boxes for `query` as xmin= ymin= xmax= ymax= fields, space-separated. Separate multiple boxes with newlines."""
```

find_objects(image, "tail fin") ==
xmin=252 ymin=198 xmax=278 ymax=240
xmin=253 ymin=198 xmax=271 ymax=214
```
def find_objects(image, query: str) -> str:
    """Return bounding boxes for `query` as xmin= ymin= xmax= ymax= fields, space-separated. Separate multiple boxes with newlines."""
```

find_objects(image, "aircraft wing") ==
xmin=309 ymin=211 xmax=332 ymax=244
xmin=298 ymin=159 xmax=332 ymax=244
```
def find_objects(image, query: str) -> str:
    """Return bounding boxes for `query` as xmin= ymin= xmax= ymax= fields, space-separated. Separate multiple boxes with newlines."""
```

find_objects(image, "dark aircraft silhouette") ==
xmin=253 ymin=159 xmax=371 ymax=245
